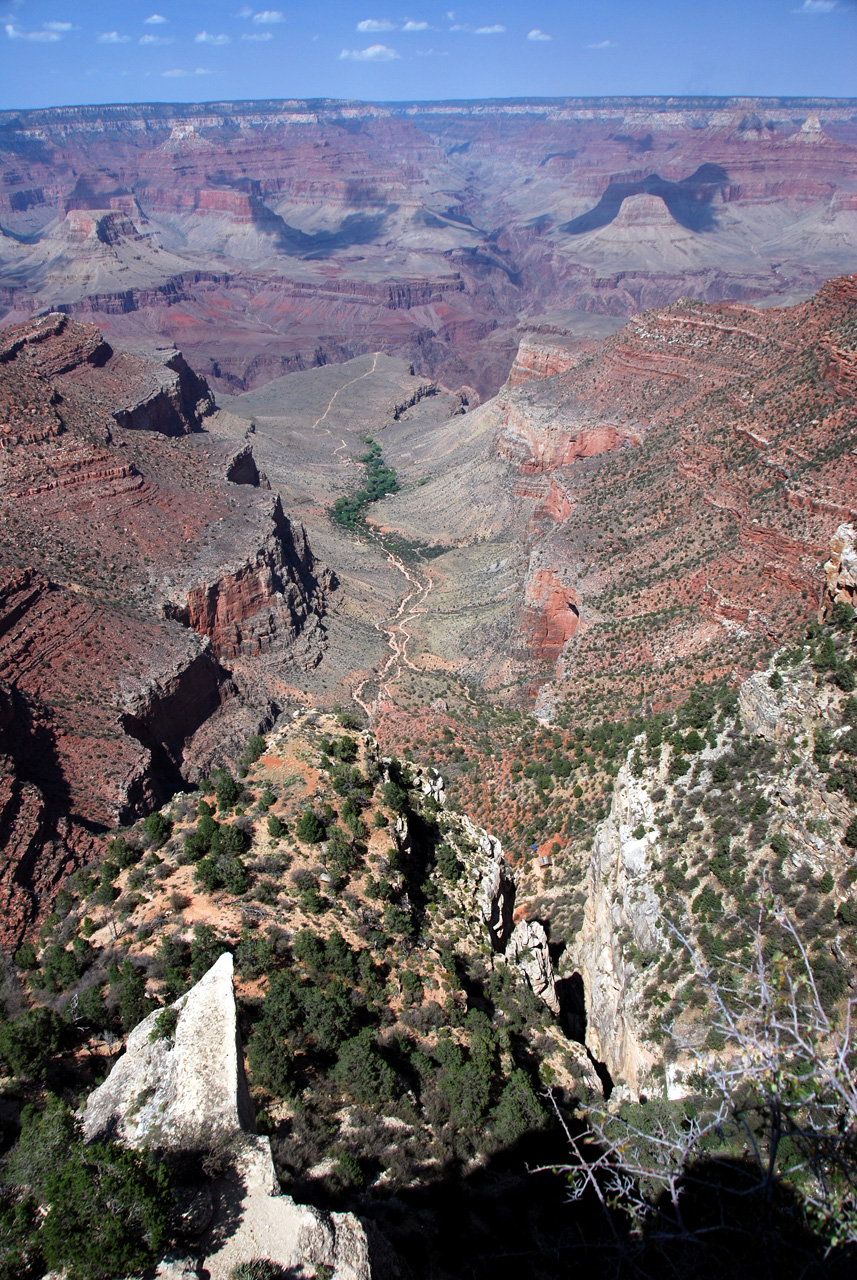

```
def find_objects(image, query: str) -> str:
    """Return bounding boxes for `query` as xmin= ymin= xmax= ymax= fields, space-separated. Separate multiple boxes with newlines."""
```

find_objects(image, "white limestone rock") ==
xmin=83 ymin=952 xmax=254 ymax=1147
xmin=458 ymin=813 xmax=515 ymax=947
xmin=571 ymin=759 xmax=662 ymax=1097
xmin=505 ymin=918 xmax=560 ymax=1015
xmin=824 ymin=522 xmax=857 ymax=609
xmin=80 ymin=953 xmax=372 ymax=1280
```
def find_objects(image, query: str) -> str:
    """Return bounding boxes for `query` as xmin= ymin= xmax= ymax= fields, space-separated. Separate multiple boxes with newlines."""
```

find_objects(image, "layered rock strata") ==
xmin=3 ymin=98 xmax=857 ymax=399
xmin=0 ymin=314 xmax=333 ymax=942
xmin=374 ymin=274 xmax=857 ymax=705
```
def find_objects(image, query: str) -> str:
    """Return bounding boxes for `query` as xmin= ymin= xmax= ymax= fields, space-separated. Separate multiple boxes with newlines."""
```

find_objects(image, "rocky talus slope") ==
xmin=0 ymin=313 xmax=333 ymax=943
xmin=2 ymin=98 xmax=857 ymax=398
xmin=370 ymin=273 xmax=857 ymax=708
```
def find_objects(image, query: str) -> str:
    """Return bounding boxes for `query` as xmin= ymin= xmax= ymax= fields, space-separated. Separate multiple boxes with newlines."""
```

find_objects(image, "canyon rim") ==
xmin=0 ymin=85 xmax=857 ymax=1280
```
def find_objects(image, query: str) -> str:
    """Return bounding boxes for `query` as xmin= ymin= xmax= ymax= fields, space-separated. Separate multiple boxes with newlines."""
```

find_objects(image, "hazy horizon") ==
xmin=1 ymin=0 xmax=855 ymax=112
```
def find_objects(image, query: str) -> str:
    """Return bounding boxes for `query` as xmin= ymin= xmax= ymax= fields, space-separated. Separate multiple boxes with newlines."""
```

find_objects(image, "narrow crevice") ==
xmin=555 ymin=970 xmax=614 ymax=1099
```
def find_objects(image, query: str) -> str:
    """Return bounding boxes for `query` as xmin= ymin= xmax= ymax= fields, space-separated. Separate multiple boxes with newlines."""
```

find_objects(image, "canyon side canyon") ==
xmin=1 ymin=95 xmax=857 ymax=1280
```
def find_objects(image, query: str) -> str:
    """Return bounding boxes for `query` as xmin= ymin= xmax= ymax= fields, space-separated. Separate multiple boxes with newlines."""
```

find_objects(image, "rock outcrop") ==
xmin=83 ymin=954 xmax=371 ymax=1280
xmin=456 ymin=812 xmax=516 ymax=950
xmin=739 ymin=661 xmax=837 ymax=746
xmin=505 ymin=918 xmax=559 ymax=1015
xmin=572 ymin=759 xmax=663 ymax=1097
xmin=83 ymin=953 xmax=254 ymax=1146
xmin=823 ymin=522 xmax=857 ymax=613
xmin=163 ymin=496 xmax=333 ymax=664
xmin=0 ymin=314 xmax=334 ymax=942
xmin=111 ymin=346 xmax=214 ymax=435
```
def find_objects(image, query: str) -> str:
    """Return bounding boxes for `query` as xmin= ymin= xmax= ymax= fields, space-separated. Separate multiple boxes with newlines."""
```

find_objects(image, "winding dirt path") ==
xmin=351 ymin=540 xmax=434 ymax=719
xmin=310 ymin=351 xmax=381 ymax=432
xmin=315 ymin=359 xmax=434 ymax=719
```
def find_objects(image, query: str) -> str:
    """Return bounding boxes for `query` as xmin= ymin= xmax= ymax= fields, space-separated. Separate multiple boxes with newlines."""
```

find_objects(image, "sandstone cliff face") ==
xmin=83 ymin=953 xmax=371 ymax=1280
xmin=517 ymin=562 xmax=580 ymax=669
xmin=572 ymin=758 xmax=663 ymax=1097
xmin=507 ymin=336 xmax=590 ymax=387
xmin=164 ymin=496 xmax=333 ymax=665
xmin=0 ymin=314 xmax=334 ymax=941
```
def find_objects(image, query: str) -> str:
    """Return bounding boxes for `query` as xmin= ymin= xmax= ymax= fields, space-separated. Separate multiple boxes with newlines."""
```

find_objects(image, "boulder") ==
xmin=80 ymin=953 xmax=372 ymax=1280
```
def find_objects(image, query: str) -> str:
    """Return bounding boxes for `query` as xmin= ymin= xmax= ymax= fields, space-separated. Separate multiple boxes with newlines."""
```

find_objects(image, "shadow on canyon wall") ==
xmin=561 ymin=163 xmax=730 ymax=234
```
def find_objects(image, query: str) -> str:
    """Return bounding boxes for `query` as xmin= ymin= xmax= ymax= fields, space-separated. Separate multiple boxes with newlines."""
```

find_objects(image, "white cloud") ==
xmin=195 ymin=30 xmax=231 ymax=44
xmin=43 ymin=21 xmax=73 ymax=32
xmin=794 ymin=0 xmax=837 ymax=9
xmin=97 ymin=31 xmax=132 ymax=43
xmin=5 ymin=22 xmax=62 ymax=41
xmin=416 ymin=47 xmax=449 ymax=56
xmin=237 ymin=6 xmax=253 ymax=16
xmin=144 ymin=13 xmax=168 ymax=23
xmin=587 ymin=39 xmax=617 ymax=48
xmin=403 ymin=20 xmax=430 ymax=30
xmin=253 ymin=9 xmax=284 ymax=21
xmin=527 ymin=28 xmax=551 ymax=40
xmin=140 ymin=34 xmax=173 ymax=44
xmin=475 ymin=24 xmax=505 ymax=34
xmin=339 ymin=42 xmax=400 ymax=59
xmin=357 ymin=18 xmax=396 ymax=31
xmin=242 ymin=30 xmax=273 ymax=40
xmin=162 ymin=66 xmax=213 ymax=76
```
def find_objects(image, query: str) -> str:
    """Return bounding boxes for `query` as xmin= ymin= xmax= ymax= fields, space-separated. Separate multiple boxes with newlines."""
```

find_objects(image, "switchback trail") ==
xmin=351 ymin=538 xmax=434 ymax=719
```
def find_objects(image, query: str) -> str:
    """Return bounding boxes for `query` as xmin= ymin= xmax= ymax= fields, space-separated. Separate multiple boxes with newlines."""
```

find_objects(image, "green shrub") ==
xmin=296 ymin=809 xmax=326 ymax=844
xmin=230 ymin=1264 xmax=292 ymax=1280
xmin=149 ymin=1006 xmax=179 ymax=1042
xmin=114 ymin=961 xmax=154 ymax=1033
xmin=0 ymin=1009 xmax=65 ymax=1080
xmin=14 ymin=943 xmax=38 ymax=971
xmin=142 ymin=812 xmax=172 ymax=849
xmin=190 ymin=924 xmax=227 ymax=981
xmin=835 ymin=666 xmax=856 ymax=693
xmin=490 ymin=1069 xmax=546 ymax=1146
xmin=770 ymin=832 xmax=790 ymax=859
xmin=334 ymin=1029 xmax=398 ymax=1106
xmin=669 ymin=754 xmax=690 ymax=780
xmin=41 ymin=1139 xmax=171 ymax=1279
xmin=214 ymin=770 xmax=242 ymax=813
xmin=333 ymin=1151 xmax=365 ymax=1189
xmin=266 ymin=814 xmax=287 ymax=840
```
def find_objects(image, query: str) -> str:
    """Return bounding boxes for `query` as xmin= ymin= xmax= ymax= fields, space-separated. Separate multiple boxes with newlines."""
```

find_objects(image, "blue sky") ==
xmin=1 ymin=1 xmax=855 ymax=110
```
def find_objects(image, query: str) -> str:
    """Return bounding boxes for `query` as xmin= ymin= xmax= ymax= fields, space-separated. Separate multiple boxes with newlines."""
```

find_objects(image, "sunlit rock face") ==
xmin=2 ymin=97 xmax=857 ymax=399
xmin=0 ymin=312 xmax=333 ymax=945
xmin=82 ymin=953 xmax=372 ymax=1280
